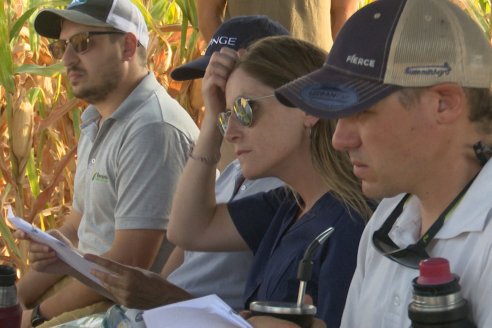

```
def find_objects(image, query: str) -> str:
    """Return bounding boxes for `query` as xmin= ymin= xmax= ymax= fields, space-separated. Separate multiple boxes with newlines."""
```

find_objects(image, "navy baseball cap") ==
xmin=171 ymin=15 xmax=289 ymax=81
xmin=34 ymin=0 xmax=149 ymax=48
xmin=275 ymin=0 xmax=492 ymax=119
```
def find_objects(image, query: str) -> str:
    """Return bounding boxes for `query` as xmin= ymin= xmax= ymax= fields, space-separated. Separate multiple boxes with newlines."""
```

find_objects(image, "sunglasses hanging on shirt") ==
xmin=372 ymin=174 xmax=478 ymax=269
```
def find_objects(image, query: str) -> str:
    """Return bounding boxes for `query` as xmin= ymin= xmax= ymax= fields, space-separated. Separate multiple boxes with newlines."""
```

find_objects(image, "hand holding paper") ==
xmin=7 ymin=206 xmax=109 ymax=287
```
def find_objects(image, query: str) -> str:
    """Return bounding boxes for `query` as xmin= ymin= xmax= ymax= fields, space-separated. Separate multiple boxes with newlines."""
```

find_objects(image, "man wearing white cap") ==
xmin=15 ymin=0 xmax=199 ymax=326
xmin=269 ymin=0 xmax=492 ymax=327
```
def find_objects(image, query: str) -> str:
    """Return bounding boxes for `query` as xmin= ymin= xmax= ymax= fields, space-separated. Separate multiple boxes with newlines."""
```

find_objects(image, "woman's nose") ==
xmin=224 ymin=113 xmax=243 ymax=143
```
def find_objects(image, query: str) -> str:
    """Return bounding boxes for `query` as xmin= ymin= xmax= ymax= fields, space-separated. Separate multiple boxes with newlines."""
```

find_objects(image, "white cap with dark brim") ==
xmin=34 ymin=0 xmax=149 ymax=48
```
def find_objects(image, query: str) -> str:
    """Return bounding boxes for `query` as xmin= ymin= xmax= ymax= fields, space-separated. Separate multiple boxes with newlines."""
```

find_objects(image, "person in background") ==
xmin=273 ymin=0 xmax=492 ymax=327
xmin=196 ymin=0 xmax=359 ymax=51
xmin=15 ymin=0 xmax=199 ymax=327
xmin=167 ymin=35 xmax=373 ymax=327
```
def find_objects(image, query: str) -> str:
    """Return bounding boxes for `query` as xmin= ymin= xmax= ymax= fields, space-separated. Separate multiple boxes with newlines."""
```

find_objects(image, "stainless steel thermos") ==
xmin=408 ymin=258 xmax=476 ymax=328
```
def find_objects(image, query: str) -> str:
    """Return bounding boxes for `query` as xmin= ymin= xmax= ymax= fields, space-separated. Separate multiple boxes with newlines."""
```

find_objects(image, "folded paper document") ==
xmin=7 ymin=206 xmax=108 ymax=287
xmin=143 ymin=294 xmax=252 ymax=328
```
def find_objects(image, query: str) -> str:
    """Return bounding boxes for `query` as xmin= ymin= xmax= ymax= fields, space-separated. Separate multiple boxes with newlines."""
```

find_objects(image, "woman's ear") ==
xmin=237 ymin=48 xmax=247 ymax=58
xmin=304 ymin=114 xmax=320 ymax=128
xmin=430 ymin=83 xmax=465 ymax=124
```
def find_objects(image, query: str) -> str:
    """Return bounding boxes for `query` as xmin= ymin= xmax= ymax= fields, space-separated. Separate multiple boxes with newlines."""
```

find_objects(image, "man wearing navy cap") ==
xmin=271 ymin=0 xmax=492 ymax=327
xmin=15 ymin=0 xmax=199 ymax=326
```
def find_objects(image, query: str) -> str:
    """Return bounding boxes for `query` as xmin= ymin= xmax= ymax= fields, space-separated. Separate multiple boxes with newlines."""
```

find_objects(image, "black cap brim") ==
xmin=275 ymin=65 xmax=401 ymax=119
xmin=34 ymin=9 xmax=112 ymax=39
xmin=170 ymin=56 xmax=212 ymax=81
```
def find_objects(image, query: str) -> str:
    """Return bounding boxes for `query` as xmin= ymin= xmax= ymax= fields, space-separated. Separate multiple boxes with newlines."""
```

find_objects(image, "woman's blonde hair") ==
xmin=237 ymin=36 xmax=373 ymax=220
xmin=311 ymin=120 xmax=373 ymax=220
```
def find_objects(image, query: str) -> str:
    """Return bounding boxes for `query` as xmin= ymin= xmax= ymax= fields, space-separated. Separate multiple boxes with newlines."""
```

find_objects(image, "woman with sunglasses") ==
xmin=167 ymin=36 xmax=373 ymax=327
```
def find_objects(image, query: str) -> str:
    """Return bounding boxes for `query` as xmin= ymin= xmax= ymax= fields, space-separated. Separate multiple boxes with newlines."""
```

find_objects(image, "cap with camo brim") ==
xmin=34 ymin=0 xmax=149 ymax=48
xmin=275 ymin=0 xmax=492 ymax=119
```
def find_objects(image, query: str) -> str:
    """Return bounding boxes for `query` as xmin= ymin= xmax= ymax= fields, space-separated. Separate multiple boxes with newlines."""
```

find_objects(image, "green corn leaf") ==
xmin=9 ymin=7 xmax=37 ymax=42
xmin=26 ymin=149 xmax=40 ymax=197
xmin=15 ymin=63 xmax=65 ymax=76
xmin=0 ymin=1 xmax=15 ymax=93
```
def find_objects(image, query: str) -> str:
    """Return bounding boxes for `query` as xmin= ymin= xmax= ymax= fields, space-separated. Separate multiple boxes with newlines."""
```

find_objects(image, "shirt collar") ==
xmin=389 ymin=160 xmax=492 ymax=243
xmin=438 ymin=159 xmax=492 ymax=238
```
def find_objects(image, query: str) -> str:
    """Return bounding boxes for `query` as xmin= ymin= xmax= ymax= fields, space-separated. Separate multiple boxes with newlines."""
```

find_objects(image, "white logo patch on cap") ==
xmin=346 ymin=54 xmax=376 ymax=68
xmin=68 ymin=0 xmax=87 ymax=8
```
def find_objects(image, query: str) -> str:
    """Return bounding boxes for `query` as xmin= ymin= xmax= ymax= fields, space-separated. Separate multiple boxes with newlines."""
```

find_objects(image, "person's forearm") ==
xmin=57 ymin=210 xmax=82 ymax=246
xmin=37 ymin=279 xmax=108 ymax=320
xmin=17 ymin=271 xmax=63 ymax=308
xmin=331 ymin=0 xmax=359 ymax=40
xmin=196 ymin=0 xmax=226 ymax=42
xmin=169 ymin=47 xmax=245 ymax=252
xmin=156 ymin=281 xmax=193 ymax=306
xmin=168 ymin=112 xmax=223 ymax=248
xmin=160 ymin=247 xmax=184 ymax=278
xmin=118 ymin=276 xmax=193 ymax=309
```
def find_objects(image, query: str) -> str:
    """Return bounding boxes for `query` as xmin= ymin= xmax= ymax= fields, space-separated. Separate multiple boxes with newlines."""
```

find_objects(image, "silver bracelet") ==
xmin=188 ymin=144 xmax=221 ymax=165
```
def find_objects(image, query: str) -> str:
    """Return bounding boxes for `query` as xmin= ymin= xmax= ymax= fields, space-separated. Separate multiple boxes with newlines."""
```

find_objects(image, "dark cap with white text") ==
xmin=171 ymin=15 xmax=289 ymax=81
xmin=275 ymin=0 xmax=492 ymax=119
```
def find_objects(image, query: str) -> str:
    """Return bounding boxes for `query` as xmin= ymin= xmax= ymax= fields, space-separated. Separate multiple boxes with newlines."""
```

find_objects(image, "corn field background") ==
xmin=0 ymin=0 xmax=205 ymax=274
xmin=0 ymin=0 xmax=490 ymax=276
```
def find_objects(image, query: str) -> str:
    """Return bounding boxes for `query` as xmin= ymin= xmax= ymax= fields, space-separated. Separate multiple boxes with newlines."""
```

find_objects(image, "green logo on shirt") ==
xmin=92 ymin=172 xmax=109 ymax=183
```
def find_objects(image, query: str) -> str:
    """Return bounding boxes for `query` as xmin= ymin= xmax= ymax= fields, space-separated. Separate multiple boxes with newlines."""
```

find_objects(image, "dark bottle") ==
xmin=408 ymin=257 xmax=476 ymax=328
xmin=0 ymin=265 xmax=22 ymax=328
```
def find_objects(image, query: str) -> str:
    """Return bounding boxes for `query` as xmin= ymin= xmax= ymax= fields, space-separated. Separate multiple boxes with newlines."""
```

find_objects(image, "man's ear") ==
xmin=430 ymin=83 xmax=465 ymax=124
xmin=122 ymin=33 xmax=138 ymax=60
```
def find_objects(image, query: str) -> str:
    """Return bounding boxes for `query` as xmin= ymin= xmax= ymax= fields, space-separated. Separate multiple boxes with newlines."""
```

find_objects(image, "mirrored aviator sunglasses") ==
xmin=48 ymin=31 xmax=125 ymax=59
xmin=217 ymin=94 xmax=274 ymax=135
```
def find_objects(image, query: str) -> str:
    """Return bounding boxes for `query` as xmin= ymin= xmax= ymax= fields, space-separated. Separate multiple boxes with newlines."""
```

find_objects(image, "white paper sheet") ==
xmin=143 ymin=294 xmax=253 ymax=328
xmin=7 ymin=206 xmax=109 ymax=287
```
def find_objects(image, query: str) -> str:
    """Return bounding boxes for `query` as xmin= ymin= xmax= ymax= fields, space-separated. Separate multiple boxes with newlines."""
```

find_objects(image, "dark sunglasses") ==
xmin=217 ymin=95 xmax=274 ymax=135
xmin=48 ymin=31 xmax=125 ymax=59
xmin=372 ymin=175 xmax=476 ymax=269
xmin=372 ymin=194 xmax=429 ymax=269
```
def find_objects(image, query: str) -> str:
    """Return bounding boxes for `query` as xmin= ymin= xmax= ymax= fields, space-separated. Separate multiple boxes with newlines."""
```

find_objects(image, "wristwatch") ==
xmin=31 ymin=304 xmax=48 ymax=327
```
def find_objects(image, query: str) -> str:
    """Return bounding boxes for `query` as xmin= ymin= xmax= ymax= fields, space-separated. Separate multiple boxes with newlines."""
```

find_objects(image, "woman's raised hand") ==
xmin=201 ymin=47 xmax=239 ymax=121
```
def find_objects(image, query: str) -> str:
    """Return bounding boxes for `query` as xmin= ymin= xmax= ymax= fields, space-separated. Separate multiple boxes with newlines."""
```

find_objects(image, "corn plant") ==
xmin=462 ymin=0 xmax=491 ymax=40
xmin=0 ymin=0 xmax=202 ymax=275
